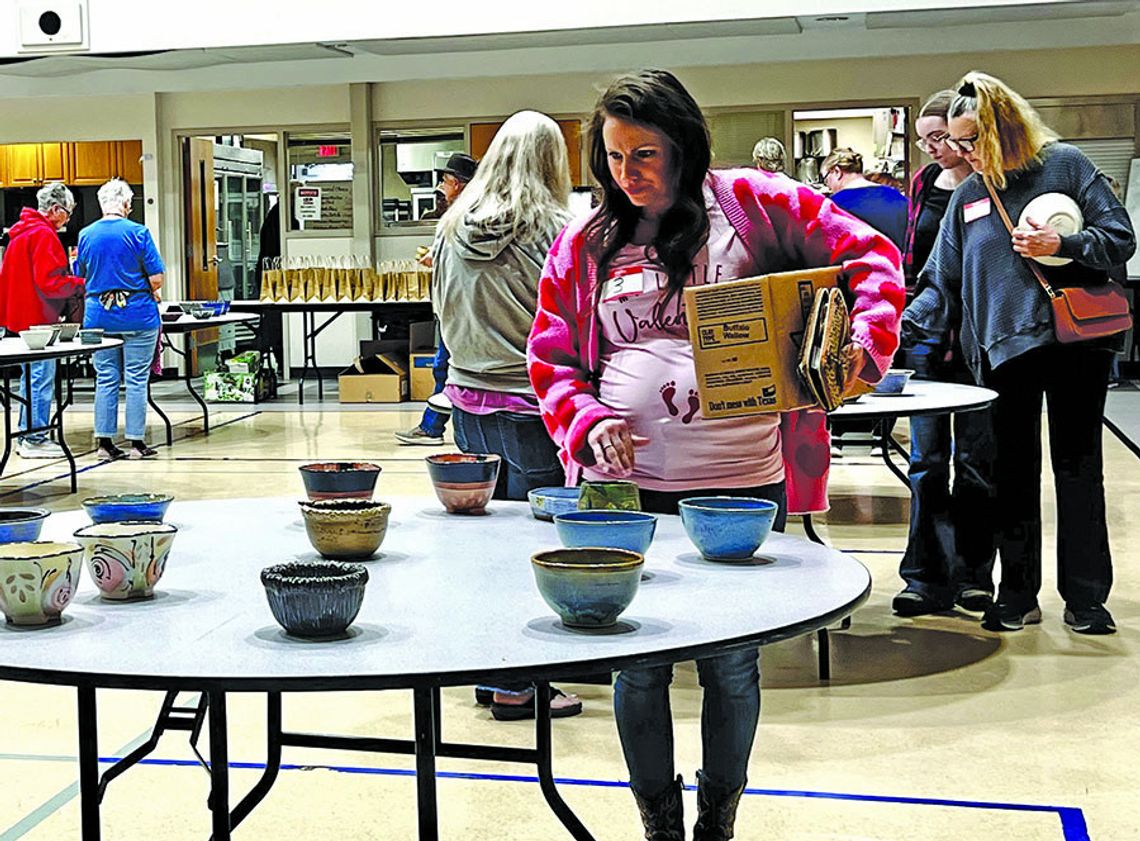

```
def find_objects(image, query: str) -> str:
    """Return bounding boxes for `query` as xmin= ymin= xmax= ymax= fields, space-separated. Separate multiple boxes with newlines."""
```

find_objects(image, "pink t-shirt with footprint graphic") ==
xmin=583 ymin=179 xmax=783 ymax=492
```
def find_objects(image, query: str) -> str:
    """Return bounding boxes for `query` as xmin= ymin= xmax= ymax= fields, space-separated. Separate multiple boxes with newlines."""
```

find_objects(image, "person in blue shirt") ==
xmin=77 ymin=178 xmax=165 ymax=461
xmin=821 ymin=147 xmax=908 ymax=249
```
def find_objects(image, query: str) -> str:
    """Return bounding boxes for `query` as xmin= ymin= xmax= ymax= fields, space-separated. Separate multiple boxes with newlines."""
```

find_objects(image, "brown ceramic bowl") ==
xmin=424 ymin=453 xmax=501 ymax=515
xmin=298 ymin=499 xmax=391 ymax=560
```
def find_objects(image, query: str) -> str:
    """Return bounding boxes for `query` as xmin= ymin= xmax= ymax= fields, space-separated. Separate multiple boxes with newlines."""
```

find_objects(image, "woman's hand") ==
xmin=1011 ymin=217 xmax=1062 ymax=260
xmin=841 ymin=342 xmax=868 ymax=395
xmin=586 ymin=418 xmax=649 ymax=477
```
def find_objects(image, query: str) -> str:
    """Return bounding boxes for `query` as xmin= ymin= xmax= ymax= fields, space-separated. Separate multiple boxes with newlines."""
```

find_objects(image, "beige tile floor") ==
xmin=0 ymin=400 xmax=1136 ymax=840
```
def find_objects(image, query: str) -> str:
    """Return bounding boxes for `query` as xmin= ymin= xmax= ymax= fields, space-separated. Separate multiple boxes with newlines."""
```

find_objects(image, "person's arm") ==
xmin=903 ymin=208 xmax=964 ymax=345
xmin=137 ymin=228 xmax=166 ymax=302
xmin=29 ymin=230 xmax=84 ymax=299
xmin=526 ymin=226 xmax=619 ymax=468
xmin=148 ymin=272 xmax=164 ymax=302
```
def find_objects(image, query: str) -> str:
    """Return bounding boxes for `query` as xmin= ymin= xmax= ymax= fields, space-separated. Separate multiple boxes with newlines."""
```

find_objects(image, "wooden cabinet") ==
xmin=0 ymin=140 xmax=145 ymax=188
xmin=469 ymin=119 xmax=584 ymax=186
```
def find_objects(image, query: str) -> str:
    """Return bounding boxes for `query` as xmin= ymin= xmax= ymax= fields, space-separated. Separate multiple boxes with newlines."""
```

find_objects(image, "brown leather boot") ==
xmin=692 ymin=771 xmax=745 ymax=841
xmin=632 ymin=775 xmax=685 ymax=841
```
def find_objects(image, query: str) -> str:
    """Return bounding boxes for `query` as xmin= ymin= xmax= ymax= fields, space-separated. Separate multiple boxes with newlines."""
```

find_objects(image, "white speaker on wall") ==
xmin=16 ymin=0 xmax=89 ymax=53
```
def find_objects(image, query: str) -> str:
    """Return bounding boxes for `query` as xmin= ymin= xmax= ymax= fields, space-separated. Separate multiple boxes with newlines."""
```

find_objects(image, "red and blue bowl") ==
xmin=425 ymin=453 xmax=501 ymax=514
xmin=299 ymin=462 xmax=381 ymax=502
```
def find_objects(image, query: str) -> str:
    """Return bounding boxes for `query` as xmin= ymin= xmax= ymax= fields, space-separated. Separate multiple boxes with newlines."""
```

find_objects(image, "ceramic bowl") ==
xmin=554 ymin=510 xmax=658 ymax=554
xmin=531 ymin=548 xmax=644 ymax=629
xmin=82 ymin=493 xmax=173 ymax=524
xmin=73 ymin=521 xmax=178 ymax=601
xmin=578 ymin=480 xmax=642 ymax=511
xmin=527 ymin=486 xmax=582 ymax=521
xmin=298 ymin=462 xmax=381 ymax=502
xmin=874 ymin=369 xmax=915 ymax=395
xmin=160 ymin=312 xmax=183 ymax=324
xmin=424 ymin=453 xmax=501 ymax=514
xmin=0 ymin=541 xmax=83 ymax=626
xmin=78 ymin=328 xmax=104 ymax=345
xmin=678 ymin=496 xmax=779 ymax=562
xmin=18 ymin=330 xmax=52 ymax=351
xmin=30 ymin=324 xmax=62 ymax=346
xmin=299 ymin=499 xmax=391 ymax=560
xmin=261 ymin=561 xmax=368 ymax=638
xmin=57 ymin=323 xmax=80 ymax=342
xmin=0 ymin=508 xmax=50 ymax=544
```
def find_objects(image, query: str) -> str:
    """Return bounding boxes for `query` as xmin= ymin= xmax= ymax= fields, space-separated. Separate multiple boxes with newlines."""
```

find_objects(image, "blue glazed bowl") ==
xmin=874 ymin=368 xmax=915 ymax=395
xmin=82 ymin=493 xmax=173 ymax=524
xmin=261 ymin=561 xmax=368 ymax=638
xmin=527 ymin=486 xmax=582 ymax=521
xmin=554 ymin=510 xmax=657 ymax=554
xmin=531 ymin=548 xmax=644 ymax=629
xmin=0 ymin=508 xmax=49 ymax=543
xmin=678 ymin=497 xmax=779 ymax=561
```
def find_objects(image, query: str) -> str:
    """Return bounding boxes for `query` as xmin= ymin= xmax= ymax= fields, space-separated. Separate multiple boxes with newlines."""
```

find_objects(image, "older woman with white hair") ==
xmin=76 ymin=178 xmax=165 ymax=461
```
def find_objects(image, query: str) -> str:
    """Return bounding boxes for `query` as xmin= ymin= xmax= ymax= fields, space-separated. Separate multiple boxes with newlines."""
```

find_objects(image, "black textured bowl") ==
xmin=260 ymin=561 xmax=368 ymax=638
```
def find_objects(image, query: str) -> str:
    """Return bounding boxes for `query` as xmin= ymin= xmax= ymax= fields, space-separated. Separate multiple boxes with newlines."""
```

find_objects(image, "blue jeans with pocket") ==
xmin=93 ymin=328 xmax=159 ymax=440
xmin=16 ymin=359 xmax=57 ymax=444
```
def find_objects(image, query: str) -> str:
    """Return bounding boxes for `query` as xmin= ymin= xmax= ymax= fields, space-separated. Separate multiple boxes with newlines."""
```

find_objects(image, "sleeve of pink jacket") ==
xmin=527 ymin=224 xmax=619 ymax=470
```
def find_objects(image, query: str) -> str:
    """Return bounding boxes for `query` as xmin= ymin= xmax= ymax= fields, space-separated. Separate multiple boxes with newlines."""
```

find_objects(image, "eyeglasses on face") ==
xmin=914 ymin=132 xmax=949 ymax=152
xmin=945 ymin=134 xmax=979 ymax=153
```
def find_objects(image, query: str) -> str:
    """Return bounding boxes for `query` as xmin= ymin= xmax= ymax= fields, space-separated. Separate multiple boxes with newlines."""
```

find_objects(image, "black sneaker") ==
xmin=892 ymin=589 xmax=952 ymax=617
xmin=955 ymin=588 xmax=994 ymax=613
xmin=1063 ymin=604 xmax=1116 ymax=635
xmin=981 ymin=601 xmax=1042 ymax=632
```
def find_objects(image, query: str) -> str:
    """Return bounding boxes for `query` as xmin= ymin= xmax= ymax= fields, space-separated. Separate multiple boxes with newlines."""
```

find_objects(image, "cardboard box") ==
xmin=338 ymin=353 xmax=408 ymax=403
xmin=410 ymin=352 xmax=436 ymax=401
xmin=684 ymin=266 xmax=843 ymax=418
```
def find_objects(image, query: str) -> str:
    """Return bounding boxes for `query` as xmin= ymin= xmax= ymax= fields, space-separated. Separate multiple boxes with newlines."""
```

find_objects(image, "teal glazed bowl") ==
xmin=531 ymin=547 xmax=644 ymax=629
xmin=553 ymin=510 xmax=657 ymax=554
xmin=527 ymin=486 xmax=582 ymax=521
xmin=678 ymin=496 xmax=779 ymax=561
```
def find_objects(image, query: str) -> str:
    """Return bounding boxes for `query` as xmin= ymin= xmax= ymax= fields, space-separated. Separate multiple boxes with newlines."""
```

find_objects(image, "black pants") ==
xmin=984 ymin=343 xmax=1113 ymax=610
xmin=639 ymin=481 xmax=788 ymax=532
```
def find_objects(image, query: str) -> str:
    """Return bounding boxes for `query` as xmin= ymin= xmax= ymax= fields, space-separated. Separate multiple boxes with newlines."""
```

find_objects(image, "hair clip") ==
xmin=958 ymin=81 xmax=977 ymax=97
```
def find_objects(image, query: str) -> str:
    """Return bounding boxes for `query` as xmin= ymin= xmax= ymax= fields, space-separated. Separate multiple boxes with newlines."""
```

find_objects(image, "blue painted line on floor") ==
xmin=90 ymin=755 xmax=1084 ymax=838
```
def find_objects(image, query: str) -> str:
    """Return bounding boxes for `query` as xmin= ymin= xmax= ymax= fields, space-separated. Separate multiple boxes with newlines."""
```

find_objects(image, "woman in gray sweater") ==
xmin=906 ymin=71 xmax=1135 ymax=635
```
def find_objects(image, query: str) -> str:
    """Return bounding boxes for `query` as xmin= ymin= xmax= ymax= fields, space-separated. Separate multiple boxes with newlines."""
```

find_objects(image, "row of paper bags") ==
xmin=258 ymin=261 xmax=431 ymax=303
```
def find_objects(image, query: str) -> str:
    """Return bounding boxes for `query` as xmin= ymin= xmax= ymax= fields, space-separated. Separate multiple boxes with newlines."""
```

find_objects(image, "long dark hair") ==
xmin=585 ymin=69 xmax=711 ymax=306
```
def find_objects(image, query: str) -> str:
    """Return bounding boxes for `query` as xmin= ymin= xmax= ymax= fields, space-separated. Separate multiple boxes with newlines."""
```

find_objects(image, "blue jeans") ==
xmin=899 ymin=341 xmax=996 ymax=601
xmin=16 ymin=359 xmax=57 ymax=444
xmin=615 ymin=482 xmax=785 ymax=798
xmin=451 ymin=407 xmax=564 ymax=501
xmin=93 ymin=328 xmax=159 ymax=440
xmin=419 ymin=339 xmax=450 ymax=437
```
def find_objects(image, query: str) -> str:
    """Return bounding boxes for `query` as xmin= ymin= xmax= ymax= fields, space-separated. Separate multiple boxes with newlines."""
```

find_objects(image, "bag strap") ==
xmin=982 ymin=177 xmax=1058 ymax=301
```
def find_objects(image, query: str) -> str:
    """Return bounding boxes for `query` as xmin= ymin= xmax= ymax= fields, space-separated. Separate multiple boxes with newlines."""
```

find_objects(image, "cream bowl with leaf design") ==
xmin=0 ymin=541 xmax=83 ymax=626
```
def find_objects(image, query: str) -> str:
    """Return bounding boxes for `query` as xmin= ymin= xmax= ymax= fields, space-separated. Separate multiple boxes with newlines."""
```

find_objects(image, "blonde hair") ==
xmin=751 ymin=137 xmax=786 ymax=173
xmin=438 ymin=110 xmax=571 ymax=245
xmin=821 ymin=147 xmax=863 ymax=177
xmin=949 ymin=71 xmax=1058 ymax=189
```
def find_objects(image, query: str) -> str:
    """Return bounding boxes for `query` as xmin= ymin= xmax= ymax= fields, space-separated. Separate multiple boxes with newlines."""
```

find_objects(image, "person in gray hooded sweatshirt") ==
xmin=431 ymin=109 xmax=581 ymax=721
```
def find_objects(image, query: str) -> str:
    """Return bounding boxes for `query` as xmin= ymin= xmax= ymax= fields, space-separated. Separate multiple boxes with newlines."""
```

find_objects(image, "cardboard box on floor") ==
xmin=683 ymin=266 xmax=843 ymax=418
xmin=340 ymin=339 xmax=409 ymax=403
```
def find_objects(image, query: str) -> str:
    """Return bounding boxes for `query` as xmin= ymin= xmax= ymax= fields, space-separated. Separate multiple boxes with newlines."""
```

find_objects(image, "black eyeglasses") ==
xmin=914 ymin=132 xmax=949 ymax=152
xmin=945 ymin=134 xmax=979 ymax=153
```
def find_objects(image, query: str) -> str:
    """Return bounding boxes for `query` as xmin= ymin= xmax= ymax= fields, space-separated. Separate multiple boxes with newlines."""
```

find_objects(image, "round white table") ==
xmin=0 ymin=335 xmax=124 ymax=492
xmin=150 ymin=312 xmax=262 ymax=445
xmin=3 ymin=496 xmax=871 ymax=840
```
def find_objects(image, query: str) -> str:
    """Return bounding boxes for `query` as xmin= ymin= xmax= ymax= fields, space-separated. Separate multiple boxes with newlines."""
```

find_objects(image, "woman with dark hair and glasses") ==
xmin=907 ymin=72 xmax=1134 ymax=635
xmin=893 ymin=89 xmax=997 ymax=618
xmin=527 ymin=68 xmax=904 ymax=841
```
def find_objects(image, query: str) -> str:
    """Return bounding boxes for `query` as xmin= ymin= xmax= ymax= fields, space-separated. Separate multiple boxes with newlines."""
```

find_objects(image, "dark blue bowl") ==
xmin=531 ymin=548 xmax=643 ymax=629
xmin=299 ymin=462 xmax=381 ymax=502
xmin=82 ymin=493 xmax=173 ymax=524
xmin=554 ymin=510 xmax=657 ymax=554
xmin=527 ymin=486 xmax=581 ymax=521
xmin=261 ymin=561 xmax=368 ymax=638
xmin=678 ymin=497 xmax=779 ymax=561
xmin=0 ymin=508 xmax=49 ymax=543
xmin=425 ymin=453 xmax=501 ymax=485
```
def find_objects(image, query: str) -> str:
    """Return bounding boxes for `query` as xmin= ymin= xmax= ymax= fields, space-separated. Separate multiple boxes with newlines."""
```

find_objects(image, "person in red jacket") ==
xmin=0 ymin=183 xmax=85 ymax=458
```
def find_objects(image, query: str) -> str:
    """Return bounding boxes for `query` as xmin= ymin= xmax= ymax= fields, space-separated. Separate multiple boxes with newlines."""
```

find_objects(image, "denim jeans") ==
xmin=419 ymin=338 xmax=450 ymax=437
xmin=899 ymin=340 xmax=996 ymax=601
xmin=16 ymin=359 xmax=57 ymax=444
xmin=93 ymin=328 xmax=159 ymax=440
xmin=984 ymin=343 xmax=1114 ymax=610
xmin=615 ymin=481 xmax=785 ymax=798
xmin=451 ymin=407 xmax=564 ymax=501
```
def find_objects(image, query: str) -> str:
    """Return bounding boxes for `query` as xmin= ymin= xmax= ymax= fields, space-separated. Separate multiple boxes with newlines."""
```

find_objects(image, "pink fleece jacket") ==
xmin=526 ymin=168 xmax=904 ymax=514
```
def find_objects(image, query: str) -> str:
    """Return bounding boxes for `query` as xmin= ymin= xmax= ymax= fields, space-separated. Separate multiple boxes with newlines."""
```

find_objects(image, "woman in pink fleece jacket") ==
xmin=526 ymin=70 xmax=903 ymax=841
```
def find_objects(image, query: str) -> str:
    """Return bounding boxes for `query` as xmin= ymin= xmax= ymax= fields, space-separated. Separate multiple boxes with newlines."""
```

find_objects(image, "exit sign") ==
xmin=317 ymin=145 xmax=339 ymax=158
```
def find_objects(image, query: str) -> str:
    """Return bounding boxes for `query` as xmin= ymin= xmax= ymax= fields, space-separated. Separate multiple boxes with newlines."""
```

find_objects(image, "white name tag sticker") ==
xmin=601 ymin=270 xmax=645 ymax=301
xmin=963 ymin=197 xmax=992 ymax=223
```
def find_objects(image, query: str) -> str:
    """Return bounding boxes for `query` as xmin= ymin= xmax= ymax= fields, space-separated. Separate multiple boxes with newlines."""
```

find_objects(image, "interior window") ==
xmin=376 ymin=127 xmax=465 ymax=228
